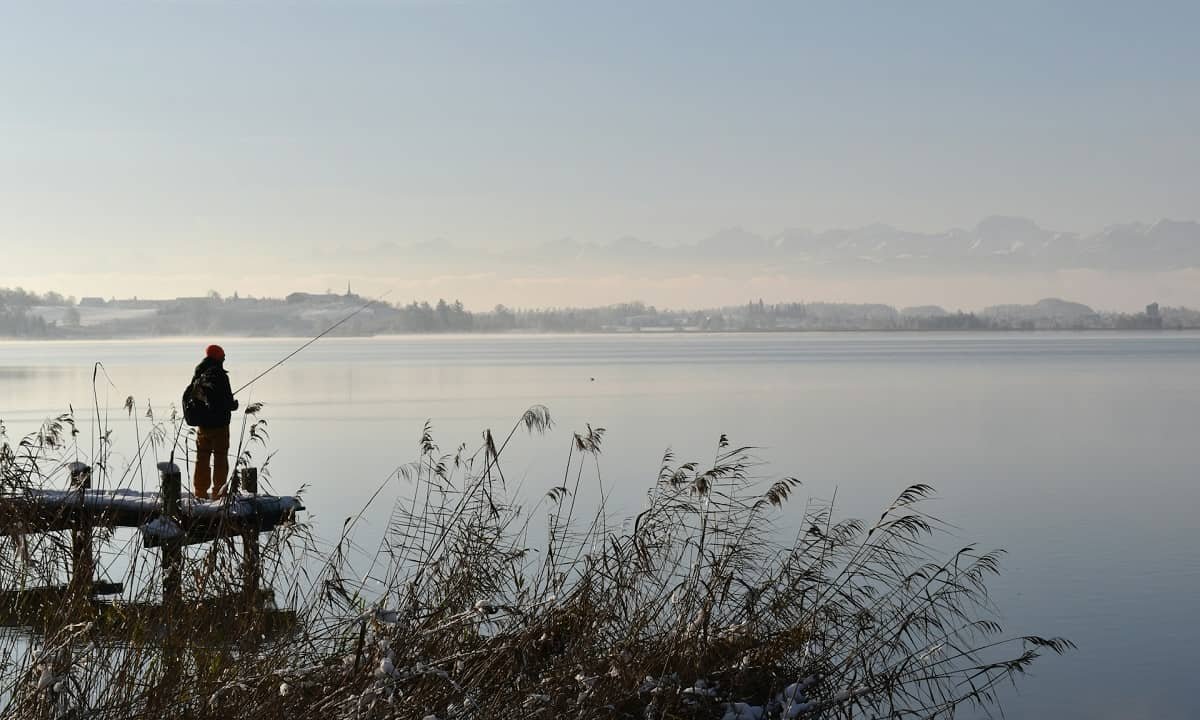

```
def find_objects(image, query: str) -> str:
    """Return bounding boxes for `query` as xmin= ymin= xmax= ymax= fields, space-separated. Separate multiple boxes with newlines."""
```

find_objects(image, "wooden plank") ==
xmin=0 ymin=489 xmax=304 ymax=541
xmin=0 ymin=582 xmax=124 ymax=606
xmin=0 ymin=590 xmax=297 ymax=641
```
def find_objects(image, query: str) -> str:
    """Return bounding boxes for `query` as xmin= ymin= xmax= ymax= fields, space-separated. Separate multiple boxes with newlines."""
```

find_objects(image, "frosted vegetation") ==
xmin=0 ymin=404 xmax=1071 ymax=718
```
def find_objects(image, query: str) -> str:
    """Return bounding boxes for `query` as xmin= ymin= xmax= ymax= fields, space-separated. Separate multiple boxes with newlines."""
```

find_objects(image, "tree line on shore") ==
xmin=2 ymin=286 xmax=1199 ymax=338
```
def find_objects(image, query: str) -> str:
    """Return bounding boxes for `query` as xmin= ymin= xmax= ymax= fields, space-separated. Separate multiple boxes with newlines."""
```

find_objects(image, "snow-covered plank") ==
xmin=0 ymin=488 xmax=303 ymax=542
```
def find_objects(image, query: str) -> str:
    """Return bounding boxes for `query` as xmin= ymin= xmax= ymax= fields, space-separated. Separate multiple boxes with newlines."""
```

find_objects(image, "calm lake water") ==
xmin=2 ymin=332 xmax=1198 ymax=718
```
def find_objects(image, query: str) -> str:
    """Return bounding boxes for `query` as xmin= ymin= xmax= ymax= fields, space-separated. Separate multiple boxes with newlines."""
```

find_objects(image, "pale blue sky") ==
xmin=2 ymin=1 xmax=1198 ymax=305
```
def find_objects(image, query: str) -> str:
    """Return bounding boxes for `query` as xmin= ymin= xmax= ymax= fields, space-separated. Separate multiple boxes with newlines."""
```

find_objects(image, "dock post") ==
xmin=242 ymin=530 xmax=261 ymax=605
xmin=155 ymin=461 xmax=185 ymax=702
xmin=242 ymin=467 xmax=258 ymax=495
xmin=241 ymin=467 xmax=261 ymax=605
xmin=157 ymin=462 xmax=183 ymax=602
xmin=67 ymin=462 xmax=93 ymax=599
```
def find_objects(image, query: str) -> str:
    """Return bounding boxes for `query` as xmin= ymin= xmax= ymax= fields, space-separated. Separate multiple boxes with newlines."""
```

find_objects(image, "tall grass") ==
xmin=0 ymin=405 xmax=1070 ymax=719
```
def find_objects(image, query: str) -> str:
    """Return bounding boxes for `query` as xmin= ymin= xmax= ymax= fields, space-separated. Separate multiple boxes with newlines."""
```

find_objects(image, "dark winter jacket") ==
xmin=191 ymin=357 xmax=238 ymax=427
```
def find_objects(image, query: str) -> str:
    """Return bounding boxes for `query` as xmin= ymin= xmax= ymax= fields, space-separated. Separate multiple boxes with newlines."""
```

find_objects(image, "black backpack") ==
xmin=181 ymin=376 xmax=212 ymax=427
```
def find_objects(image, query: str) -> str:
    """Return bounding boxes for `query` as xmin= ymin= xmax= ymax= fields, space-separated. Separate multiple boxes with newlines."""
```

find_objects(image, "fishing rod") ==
xmin=232 ymin=290 xmax=392 ymax=396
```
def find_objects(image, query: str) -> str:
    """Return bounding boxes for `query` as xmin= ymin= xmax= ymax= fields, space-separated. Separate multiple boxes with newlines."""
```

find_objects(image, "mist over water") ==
xmin=2 ymin=333 xmax=1198 ymax=718
xmin=5 ymin=1 xmax=1200 ymax=714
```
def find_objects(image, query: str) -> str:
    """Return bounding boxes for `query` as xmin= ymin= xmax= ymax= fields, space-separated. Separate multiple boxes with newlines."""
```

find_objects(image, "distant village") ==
xmin=1 ymin=285 xmax=1197 ymax=338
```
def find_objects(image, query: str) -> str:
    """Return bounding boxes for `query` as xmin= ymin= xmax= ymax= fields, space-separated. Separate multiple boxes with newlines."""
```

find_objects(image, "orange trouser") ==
xmin=194 ymin=425 xmax=231 ymax=498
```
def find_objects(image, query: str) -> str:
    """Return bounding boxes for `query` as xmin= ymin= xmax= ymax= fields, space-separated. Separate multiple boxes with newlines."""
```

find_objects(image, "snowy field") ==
xmin=30 ymin=305 xmax=158 ymax=327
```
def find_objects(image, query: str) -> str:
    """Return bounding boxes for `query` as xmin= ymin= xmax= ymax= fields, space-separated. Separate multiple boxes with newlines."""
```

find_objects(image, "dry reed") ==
xmin=0 ymin=404 xmax=1070 ymax=719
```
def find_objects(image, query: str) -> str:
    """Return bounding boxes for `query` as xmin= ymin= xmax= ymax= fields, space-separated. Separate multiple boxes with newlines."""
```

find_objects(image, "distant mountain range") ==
xmin=348 ymin=217 xmax=1200 ymax=274
xmin=597 ymin=217 xmax=1200 ymax=272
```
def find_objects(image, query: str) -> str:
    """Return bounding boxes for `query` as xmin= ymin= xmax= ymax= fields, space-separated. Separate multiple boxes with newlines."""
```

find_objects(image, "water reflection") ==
xmin=2 ymin=333 xmax=1199 ymax=718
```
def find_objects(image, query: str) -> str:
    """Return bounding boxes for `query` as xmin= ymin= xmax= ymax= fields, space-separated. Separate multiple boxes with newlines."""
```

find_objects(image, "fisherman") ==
xmin=186 ymin=344 xmax=239 ymax=500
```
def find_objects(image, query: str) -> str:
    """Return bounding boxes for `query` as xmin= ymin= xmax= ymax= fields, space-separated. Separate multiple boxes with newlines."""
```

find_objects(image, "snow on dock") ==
xmin=0 ymin=485 xmax=303 ymax=547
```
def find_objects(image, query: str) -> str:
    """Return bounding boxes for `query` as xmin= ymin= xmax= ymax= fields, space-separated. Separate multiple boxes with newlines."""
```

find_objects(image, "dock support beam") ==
xmin=240 ymin=468 xmax=261 ymax=604
xmin=67 ymin=462 xmax=93 ymax=599
xmin=157 ymin=462 xmax=183 ymax=602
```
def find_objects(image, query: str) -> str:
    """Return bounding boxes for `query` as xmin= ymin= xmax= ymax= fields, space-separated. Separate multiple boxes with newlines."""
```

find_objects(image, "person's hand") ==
xmin=232 ymin=399 xmax=240 ymax=411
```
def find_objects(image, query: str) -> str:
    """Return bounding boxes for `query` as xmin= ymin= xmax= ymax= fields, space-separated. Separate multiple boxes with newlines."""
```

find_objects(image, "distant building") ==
xmin=1143 ymin=302 xmax=1163 ymax=329
xmin=112 ymin=297 xmax=158 ymax=309
xmin=287 ymin=292 xmax=333 ymax=304
xmin=79 ymin=297 xmax=106 ymax=307
xmin=287 ymin=287 xmax=361 ymax=304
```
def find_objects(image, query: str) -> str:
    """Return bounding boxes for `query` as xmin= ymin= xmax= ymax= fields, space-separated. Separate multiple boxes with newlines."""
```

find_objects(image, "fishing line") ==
xmin=232 ymin=290 xmax=392 ymax=396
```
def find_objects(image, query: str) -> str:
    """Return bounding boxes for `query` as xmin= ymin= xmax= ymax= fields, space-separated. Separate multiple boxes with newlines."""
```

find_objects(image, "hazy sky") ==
xmin=2 ymin=1 xmax=1199 ymax=307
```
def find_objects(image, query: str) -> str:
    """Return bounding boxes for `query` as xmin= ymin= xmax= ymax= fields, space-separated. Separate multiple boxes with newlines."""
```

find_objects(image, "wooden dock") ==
xmin=0 ymin=463 xmax=303 ymax=547
xmin=0 ymin=483 xmax=303 ymax=547
xmin=0 ymin=461 xmax=303 ymax=638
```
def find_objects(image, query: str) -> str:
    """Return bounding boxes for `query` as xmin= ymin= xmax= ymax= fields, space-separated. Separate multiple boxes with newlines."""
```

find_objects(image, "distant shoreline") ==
xmin=5 ymin=289 xmax=1197 ymax=338
xmin=4 ymin=326 xmax=1199 ymax=343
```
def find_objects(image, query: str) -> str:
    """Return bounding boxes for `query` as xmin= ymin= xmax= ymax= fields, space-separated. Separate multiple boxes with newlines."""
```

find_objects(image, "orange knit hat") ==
xmin=205 ymin=344 xmax=225 ymax=360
